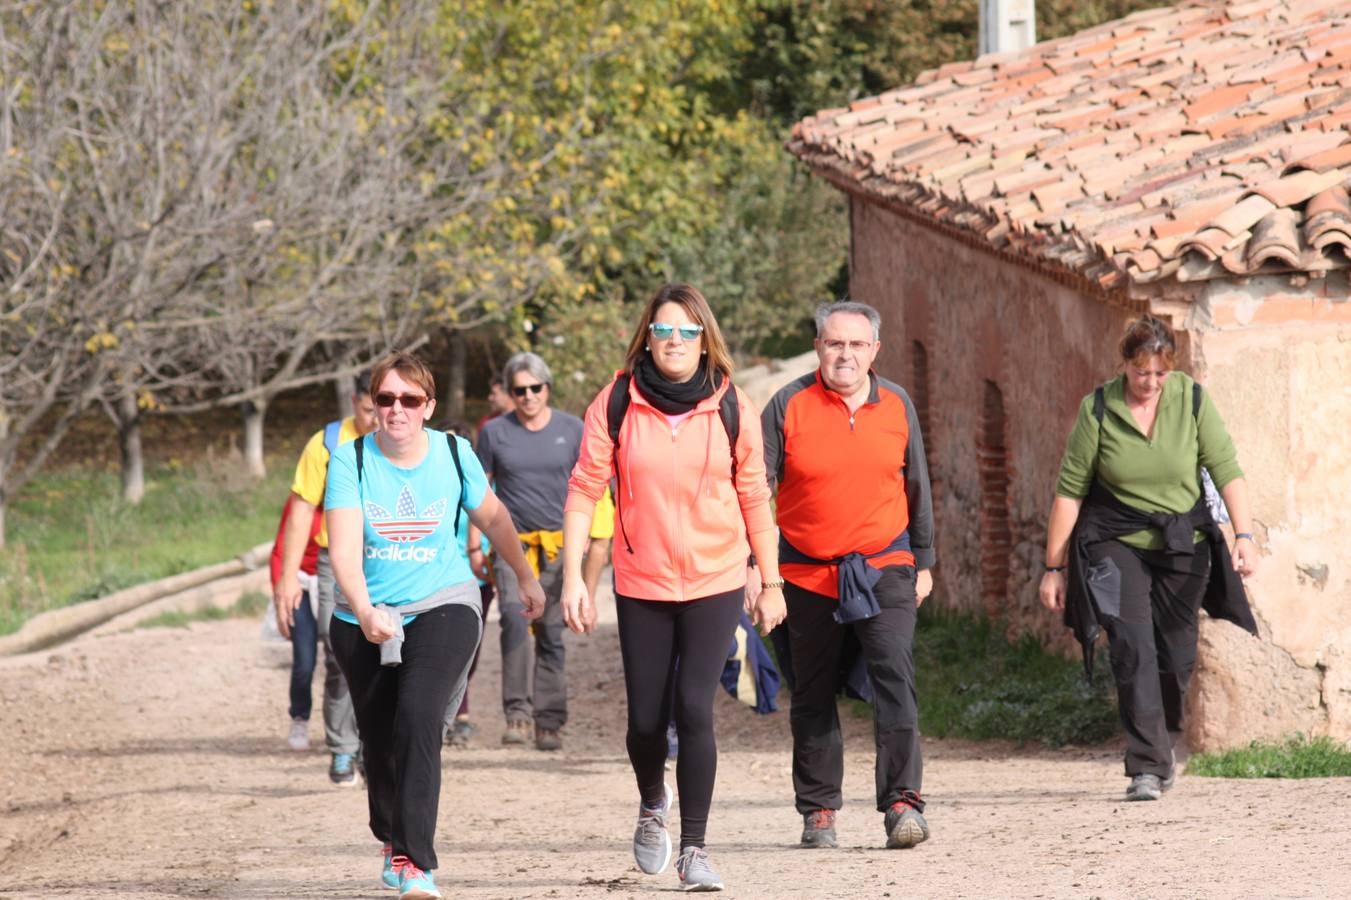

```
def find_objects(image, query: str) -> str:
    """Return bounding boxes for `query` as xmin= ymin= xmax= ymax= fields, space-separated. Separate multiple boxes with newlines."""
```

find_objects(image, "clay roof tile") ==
xmin=1283 ymin=138 xmax=1351 ymax=173
xmin=1245 ymin=168 xmax=1347 ymax=207
xmin=1246 ymin=207 xmax=1303 ymax=267
xmin=1303 ymin=184 xmax=1351 ymax=250
xmin=789 ymin=0 xmax=1351 ymax=289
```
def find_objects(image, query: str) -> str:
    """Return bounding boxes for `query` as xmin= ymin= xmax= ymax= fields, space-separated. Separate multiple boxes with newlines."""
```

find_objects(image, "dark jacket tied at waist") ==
xmin=1065 ymin=480 xmax=1257 ymax=678
xmin=779 ymin=530 xmax=911 ymax=624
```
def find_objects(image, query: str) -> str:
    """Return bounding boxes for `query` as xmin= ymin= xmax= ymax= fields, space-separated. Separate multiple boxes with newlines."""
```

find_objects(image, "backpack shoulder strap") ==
xmin=718 ymin=383 xmax=741 ymax=478
xmin=323 ymin=419 xmax=343 ymax=455
xmin=1192 ymin=381 xmax=1202 ymax=420
xmin=606 ymin=374 xmax=632 ymax=450
xmin=1091 ymin=385 xmax=1106 ymax=474
xmin=354 ymin=432 xmax=365 ymax=485
xmin=605 ymin=374 xmax=634 ymax=555
xmin=446 ymin=432 xmax=466 ymax=535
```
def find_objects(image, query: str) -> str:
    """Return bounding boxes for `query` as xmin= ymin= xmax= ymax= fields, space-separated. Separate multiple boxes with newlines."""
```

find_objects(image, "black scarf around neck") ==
xmin=633 ymin=354 xmax=719 ymax=414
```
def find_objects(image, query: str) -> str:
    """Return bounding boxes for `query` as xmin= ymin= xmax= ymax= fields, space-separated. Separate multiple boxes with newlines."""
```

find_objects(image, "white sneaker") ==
xmin=633 ymin=783 xmax=673 ymax=875
xmin=287 ymin=718 xmax=309 ymax=752
xmin=674 ymin=846 xmax=724 ymax=892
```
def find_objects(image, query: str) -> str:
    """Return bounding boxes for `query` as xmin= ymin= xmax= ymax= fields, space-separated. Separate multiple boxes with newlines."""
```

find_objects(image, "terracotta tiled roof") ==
xmin=788 ymin=0 xmax=1351 ymax=291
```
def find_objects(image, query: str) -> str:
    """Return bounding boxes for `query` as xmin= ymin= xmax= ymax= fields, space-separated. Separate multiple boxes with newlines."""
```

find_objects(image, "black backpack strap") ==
xmin=606 ymin=373 xmax=632 ymax=448
xmin=357 ymin=432 xmax=465 ymax=533
xmin=1192 ymin=381 xmax=1202 ymax=420
xmin=718 ymin=382 xmax=741 ymax=479
xmin=606 ymin=374 xmax=635 ymax=555
xmin=1091 ymin=386 xmax=1105 ymax=475
xmin=446 ymin=432 xmax=466 ymax=535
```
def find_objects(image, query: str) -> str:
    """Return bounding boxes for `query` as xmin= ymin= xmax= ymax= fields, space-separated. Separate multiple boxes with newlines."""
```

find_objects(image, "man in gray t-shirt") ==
xmin=472 ymin=352 xmax=583 ymax=751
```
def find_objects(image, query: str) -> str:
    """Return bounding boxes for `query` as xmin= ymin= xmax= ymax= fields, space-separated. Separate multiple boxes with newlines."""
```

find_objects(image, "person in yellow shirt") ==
xmin=274 ymin=371 xmax=379 ymax=786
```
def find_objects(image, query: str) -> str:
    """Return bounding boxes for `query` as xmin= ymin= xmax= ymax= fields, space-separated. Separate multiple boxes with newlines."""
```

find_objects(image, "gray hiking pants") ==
xmin=494 ymin=552 xmax=567 ymax=730
xmin=316 ymin=550 xmax=360 ymax=755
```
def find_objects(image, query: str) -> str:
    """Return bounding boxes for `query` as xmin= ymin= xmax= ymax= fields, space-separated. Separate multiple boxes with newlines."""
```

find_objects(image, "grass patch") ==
xmin=138 ymin=590 xmax=271 ymax=630
xmin=1187 ymin=734 xmax=1351 ymax=779
xmin=905 ymin=607 xmax=1119 ymax=747
xmin=0 ymin=458 xmax=291 ymax=636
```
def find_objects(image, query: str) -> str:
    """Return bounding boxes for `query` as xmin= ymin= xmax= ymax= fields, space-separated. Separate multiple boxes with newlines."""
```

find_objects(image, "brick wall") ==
xmin=849 ymin=197 xmax=1129 ymax=647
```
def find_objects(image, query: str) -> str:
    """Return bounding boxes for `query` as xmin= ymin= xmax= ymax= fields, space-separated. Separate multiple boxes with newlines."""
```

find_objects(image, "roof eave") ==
xmin=787 ymin=140 xmax=1147 ymax=307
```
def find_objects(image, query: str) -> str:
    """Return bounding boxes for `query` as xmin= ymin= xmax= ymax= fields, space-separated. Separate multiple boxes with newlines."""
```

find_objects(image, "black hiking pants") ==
xmin=1090 ymin=540 xmax=1209 ymax=779
xmin=785 ymin=565 xmax=923 ymax=815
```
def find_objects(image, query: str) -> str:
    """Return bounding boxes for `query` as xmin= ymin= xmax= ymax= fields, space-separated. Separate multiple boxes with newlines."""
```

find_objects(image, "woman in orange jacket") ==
xmin=561 ymin=283 xmax=785 ymax=892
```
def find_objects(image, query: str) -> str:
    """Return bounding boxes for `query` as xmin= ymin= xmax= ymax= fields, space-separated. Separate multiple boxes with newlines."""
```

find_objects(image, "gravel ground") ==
xmin=2 ymin=583 xmax=1348 ymax=899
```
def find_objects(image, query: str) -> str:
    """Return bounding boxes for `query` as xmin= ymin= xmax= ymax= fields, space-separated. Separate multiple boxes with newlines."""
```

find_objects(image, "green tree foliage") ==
xmin=436 ymin=1 xmax=847 ymax=400
xmin=660 ymin=121 xmax=846 ymax=359
xmin=1037 ymin=1 xmax=1170 ymax=43
xmin=529 ymin=293 xmax=636 ymax=414
xmin=732 ymin=0 xmax=1167 ymax=124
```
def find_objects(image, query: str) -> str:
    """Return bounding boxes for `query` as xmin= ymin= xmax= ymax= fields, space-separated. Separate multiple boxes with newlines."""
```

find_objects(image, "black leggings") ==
xmin=615 ymin=588 xmax=743 ymax=850
xmin=331 ymin=604 xmax=482 ymax=871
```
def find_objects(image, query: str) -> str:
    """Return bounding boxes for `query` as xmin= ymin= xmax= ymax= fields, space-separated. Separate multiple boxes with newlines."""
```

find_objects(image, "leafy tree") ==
xmin=530 ymin=292 xmax=636 ymax=415
xmin=730 ymin=0 xmax=1166 ymax=125
xmin=440 ymin=1 xmax=847 ymax=396
xmin=658 ymin=116 xmax=846 ymax=358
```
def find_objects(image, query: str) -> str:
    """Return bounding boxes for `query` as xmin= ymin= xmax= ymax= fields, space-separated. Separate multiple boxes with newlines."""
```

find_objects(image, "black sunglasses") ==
xmin=511 ymin=383 xmax=547 ymax=398
xmin=374 ymin=392 xmax=428 ymax=409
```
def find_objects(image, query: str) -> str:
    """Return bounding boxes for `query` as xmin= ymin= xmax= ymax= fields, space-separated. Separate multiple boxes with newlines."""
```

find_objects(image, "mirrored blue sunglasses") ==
xmin=648 ymin=322 xmax=704 ymax=341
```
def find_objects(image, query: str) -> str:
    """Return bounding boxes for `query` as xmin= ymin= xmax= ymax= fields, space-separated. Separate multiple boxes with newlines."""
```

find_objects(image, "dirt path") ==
xmin=1 ymin=584 xmax=1348 ymax=899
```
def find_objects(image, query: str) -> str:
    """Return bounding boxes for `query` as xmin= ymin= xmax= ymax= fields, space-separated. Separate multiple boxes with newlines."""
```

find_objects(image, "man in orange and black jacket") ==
xmin=759 ymin=300 xmax=935 ymax=852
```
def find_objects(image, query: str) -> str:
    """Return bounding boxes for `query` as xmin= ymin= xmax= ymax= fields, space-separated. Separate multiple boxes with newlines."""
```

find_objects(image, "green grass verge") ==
xmin=1187 ymin=734 xmax=1351 ymax=778
xmin=138 ymin=589 xmax=271 ymax=630
xmin=902 ymin=607 xmax=1120 ymax=747
xmin=0 ymin=460 xmax=290 ymax=636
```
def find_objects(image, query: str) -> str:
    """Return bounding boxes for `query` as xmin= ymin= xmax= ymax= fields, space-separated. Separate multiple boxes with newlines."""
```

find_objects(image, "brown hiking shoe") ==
xmin=535 ymin=727 xmax=562 ymax=751
xmin=501 ymin=720 xmax=531 ymax=745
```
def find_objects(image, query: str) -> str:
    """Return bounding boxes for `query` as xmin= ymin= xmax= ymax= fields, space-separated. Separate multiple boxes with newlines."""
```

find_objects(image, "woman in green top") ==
xmin=1039 ymin=314 xmax=1260 ymax=802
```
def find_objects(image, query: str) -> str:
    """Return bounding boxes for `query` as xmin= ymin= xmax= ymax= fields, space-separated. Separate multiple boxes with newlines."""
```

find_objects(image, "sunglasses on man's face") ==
xmin=374 ymin=392 xmax=428 ymax=409
xmin=648 ymin=322 xmax=704 ymax=341
xmin=511 ymin=383 xmax=547 ymax=398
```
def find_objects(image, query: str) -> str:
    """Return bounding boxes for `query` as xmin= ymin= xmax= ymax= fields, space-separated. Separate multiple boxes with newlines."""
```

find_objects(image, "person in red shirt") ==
xmin=268 ymin=494 xmax=324 ymax=751
xmin=759 ymin=300 xmax=936 ymax=852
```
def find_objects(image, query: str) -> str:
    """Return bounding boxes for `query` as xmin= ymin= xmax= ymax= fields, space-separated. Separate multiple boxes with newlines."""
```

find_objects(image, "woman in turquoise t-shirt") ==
xmin=325 ymin=351 xmax=545 ymax=900
xmin=1039 ymin=315 xmax=1259 ymax=803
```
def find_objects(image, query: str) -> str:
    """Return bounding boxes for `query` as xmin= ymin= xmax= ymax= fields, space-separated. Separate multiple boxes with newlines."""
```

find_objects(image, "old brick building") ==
xmin=789 ymin=0 xmax=1351 ymax=750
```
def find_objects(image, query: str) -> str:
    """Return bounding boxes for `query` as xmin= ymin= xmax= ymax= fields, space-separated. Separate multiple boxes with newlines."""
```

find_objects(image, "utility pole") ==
xmin=979 ymin=0 xmax=1036 ymax=55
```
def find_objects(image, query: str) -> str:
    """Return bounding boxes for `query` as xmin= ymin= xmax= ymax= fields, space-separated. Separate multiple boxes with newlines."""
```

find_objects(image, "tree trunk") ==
xmin=332 ymin=372 xmax=354 ymax=419
xmin=117 ymin=390 xmax=146 ymax=504
xmin=0 ymin=416 xmax=8 ymax=548
xmin=443 ymin=327 xmax=467 ymax=424
xmin=241 ymin=399 xmax=268 ymax=477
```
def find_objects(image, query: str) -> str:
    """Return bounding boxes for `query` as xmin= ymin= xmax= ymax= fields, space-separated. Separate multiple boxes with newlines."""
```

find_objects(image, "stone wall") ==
xmin=1182 ymin=275 xmax=1351 ymax=748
